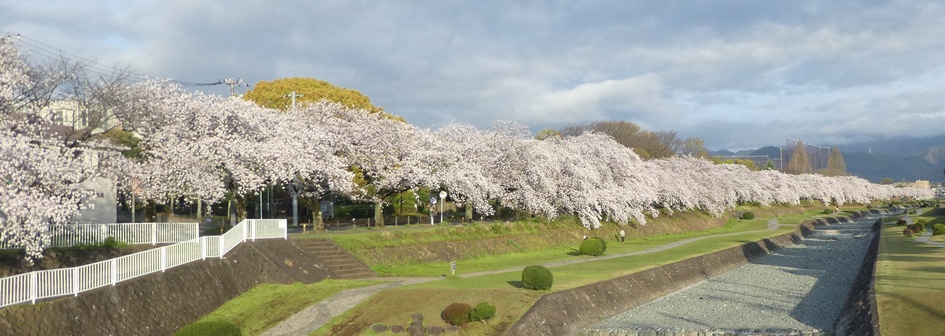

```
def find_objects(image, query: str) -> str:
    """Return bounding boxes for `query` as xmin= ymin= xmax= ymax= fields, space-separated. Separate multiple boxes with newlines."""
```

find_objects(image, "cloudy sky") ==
xmin=4 ymin=0 xmax=945 ymax=150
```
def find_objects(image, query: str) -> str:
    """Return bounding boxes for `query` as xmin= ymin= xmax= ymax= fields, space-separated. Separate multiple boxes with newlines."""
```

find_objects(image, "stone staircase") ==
xmin=290 ymin=238 xmax=376 ymax=279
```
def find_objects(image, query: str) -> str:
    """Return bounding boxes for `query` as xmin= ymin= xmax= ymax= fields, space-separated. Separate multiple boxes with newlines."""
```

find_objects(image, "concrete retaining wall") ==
xmin=506 ymin=210 xmax=881 ymax=336
xmin=0 ymin=242 xmax=301 ymax=336
xmin=833 ymin=218 xmax=882 ymax=336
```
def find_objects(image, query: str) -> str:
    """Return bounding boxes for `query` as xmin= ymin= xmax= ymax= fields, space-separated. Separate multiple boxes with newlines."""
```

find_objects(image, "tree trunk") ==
xmin=466 ymin=204 xmax=473 ymax=222
xmin=196 ymin=197 xmax=202 ymax=222
xmin=289 ymin=179 xmax=299 ymax=227
xmin=374 ymin=200 xmax=385 ymax=227
xmin=313 ymin=198 xmax=324 ymax=226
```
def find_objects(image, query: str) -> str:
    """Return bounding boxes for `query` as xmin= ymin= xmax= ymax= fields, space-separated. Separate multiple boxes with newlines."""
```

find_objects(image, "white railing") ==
xmin=0 ymin=223 xmax=200 ymax=250
xmin=0 ymin=219 xmax=286 ymax=308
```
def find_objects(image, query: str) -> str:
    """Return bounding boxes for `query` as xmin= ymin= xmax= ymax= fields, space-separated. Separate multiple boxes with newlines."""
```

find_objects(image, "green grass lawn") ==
xmin=179 ymin=205 xmax=871 ymax=336
xmin=174 ymin=279 xmax=382 ymax=336
xmin=875 ymin=213 xmax=945 ymax=336
xmin=310 ymin=221 xmax=800 ymax=335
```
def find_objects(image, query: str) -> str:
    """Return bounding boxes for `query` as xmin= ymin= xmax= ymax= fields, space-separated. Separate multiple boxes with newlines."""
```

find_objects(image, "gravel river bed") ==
xmin=586 ymin=218 xmax=876 ymax=335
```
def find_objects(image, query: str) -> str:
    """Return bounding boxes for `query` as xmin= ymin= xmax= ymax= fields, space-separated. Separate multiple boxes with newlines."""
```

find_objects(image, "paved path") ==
xmin=260 ymin=228 xmax=784 ymax=335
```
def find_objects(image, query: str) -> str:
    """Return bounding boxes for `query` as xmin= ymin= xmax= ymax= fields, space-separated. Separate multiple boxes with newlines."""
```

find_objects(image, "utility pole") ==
xmin=223 ymin=78 xmax=244 ymax=97
xmin=284 ymin=91 xmax=303 ymax=227
xmin=285 ymin=91 xmax=303 ymax=110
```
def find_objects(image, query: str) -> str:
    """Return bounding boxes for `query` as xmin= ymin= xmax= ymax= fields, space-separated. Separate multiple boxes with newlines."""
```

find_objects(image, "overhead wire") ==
xmin=5 ymin=32 xmax=242 ymax=90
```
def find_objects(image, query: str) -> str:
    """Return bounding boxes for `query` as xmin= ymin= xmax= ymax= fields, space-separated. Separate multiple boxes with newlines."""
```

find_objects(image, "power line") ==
xmin=5 ymin=32 xmax=249 ymax=93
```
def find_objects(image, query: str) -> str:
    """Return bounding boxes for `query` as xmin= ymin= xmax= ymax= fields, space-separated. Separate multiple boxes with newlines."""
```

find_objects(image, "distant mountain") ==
xmin=709 ymin=141 xmax=945 ymax=184
xmin=836 ymin=134 xmax=945 ymax=156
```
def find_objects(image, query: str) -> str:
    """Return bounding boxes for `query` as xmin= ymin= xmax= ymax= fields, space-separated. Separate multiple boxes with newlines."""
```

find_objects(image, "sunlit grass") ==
xmin=174 ymin=279 xmax=382 ymax=336
xmin=876 ymin=218 xmax=945 ymax=335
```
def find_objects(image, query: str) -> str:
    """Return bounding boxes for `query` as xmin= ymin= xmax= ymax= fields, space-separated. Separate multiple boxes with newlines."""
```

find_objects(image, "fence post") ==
xmin=30 ymin=272 xmax=37 ymax=304
xmin=151 ymin=222 xmax=157 ymax=245
xmin=201 ymin=237 xmax=206 ymax=260
xmin=111 ymin=259 xmax=117 ymax=286
xmin=251 ymin=220 xmax=256 ymax=242
xmin=160 ymin=247 xmax=167 ymax=272
xmin=73 ymin=268 xmax=79 ymax=296
xmin=219 ymin=234 xmax=225 ymax=257
xmin=283 ymin=219 xmax=288 ymax=239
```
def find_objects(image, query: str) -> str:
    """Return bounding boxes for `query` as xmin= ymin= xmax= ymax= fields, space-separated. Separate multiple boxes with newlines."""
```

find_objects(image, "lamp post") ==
xmin=439 ymin=191 xmax=447 ymax=224
xmin=429 ymin=196 xmax=437 ymax=225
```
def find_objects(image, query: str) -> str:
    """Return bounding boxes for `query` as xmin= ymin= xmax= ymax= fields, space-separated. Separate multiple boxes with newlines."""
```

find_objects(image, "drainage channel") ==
xmin=582 ymin=216 xmax=881 ymax=336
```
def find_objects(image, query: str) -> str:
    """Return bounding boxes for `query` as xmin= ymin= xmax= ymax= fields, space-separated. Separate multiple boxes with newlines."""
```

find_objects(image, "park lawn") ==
xmin=174 ymin=279 xmax=382 ymax=336
xmin=311 ymin=226 xmax=797 ymax=335
xmin=331 ymin=215 xmax=798 ymax=278
xmin=875 ymin=222 xmax=945 ymax=336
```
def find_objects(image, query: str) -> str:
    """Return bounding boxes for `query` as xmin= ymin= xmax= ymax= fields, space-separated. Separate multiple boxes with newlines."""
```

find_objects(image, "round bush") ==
xmin=934 ymin=224 xmax=945 ymax=236
xmin=823 ymin=208 xmax=833 ymax=214
xmin=469 ymin=301 xmax=497 ymax=322
xmin=593 ymin=236 xmax=607 ymax=252
xmin=580 ymin=238 xmax=605 ymax=256
xmin=441 ymin=302 xmax=472 ymax=326
xmin=909 ymin=223 xmax=924 ymax=233
xmin=897 ymin=219 xmax=908 ymax=226
xmin=521 ymin=265 xmax=553 ymax=290
xmin=742 ymin=212 xmax=755 ymax=220
xmin=903 ymin=228 xmax=914 ymax=237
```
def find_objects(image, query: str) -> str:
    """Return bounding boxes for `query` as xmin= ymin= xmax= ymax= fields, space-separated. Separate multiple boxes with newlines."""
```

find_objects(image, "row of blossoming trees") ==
xmin=0 ymin=37 xmax=934 ymax=261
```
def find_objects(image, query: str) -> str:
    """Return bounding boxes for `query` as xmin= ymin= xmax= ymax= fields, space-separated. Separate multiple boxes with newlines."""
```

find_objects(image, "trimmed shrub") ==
xmin=441 ymin=303 xmax=472 ymax=326
xmin=823 ymin=208 xmax=833 ymax=214
xmin=580 ymin=238 xmax=605 ymax=256
xmin=903 ymin=228 xmax=914 ymax=237
xmin=909 ymin=223 xmax=924 ymax=233
xmin=593 ymin=236 xmax=607 ymax=252
xmin=934 ymin=224 xmax=945 ymax=236
xmin=469 ymin=302 xmax=497 ymax=322
xmin=742 ymin=212 xmax=755 ymax=220
xmin=897 ymin=219 xmax=908 ymax=227
xmin=521 ymin=265 xmax=553 ymax=290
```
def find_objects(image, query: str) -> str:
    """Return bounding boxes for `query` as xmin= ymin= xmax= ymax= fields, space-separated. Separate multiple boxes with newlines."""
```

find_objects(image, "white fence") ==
xmin=0 ymin=223 xmax=200 ymax=250
xmin=0 ymin=219 xmax=287 ymax=308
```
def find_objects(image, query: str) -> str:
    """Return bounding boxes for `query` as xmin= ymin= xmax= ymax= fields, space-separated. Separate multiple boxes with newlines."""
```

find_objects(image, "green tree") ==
xmin=243 ymin=77 xmax=403 ymax=120
xmin=534 ymin=128 xmax=561 ymax=140
xmin=881 ymin=178 xmax=895 ymax=185
xmin=820 ymin=147 xmax=847 ymax=176
xmin=785 ymin=140 xmax=812 ymax=174
xmin=679 ymin=137 xmax=710 ymax=158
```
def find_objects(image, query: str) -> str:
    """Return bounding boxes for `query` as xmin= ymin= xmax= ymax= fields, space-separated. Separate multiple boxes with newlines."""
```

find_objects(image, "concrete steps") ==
xmin=290 ymin=238 xmax=376 ymax=279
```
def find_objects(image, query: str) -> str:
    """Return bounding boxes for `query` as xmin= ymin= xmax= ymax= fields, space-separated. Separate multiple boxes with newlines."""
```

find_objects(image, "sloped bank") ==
xmin=0 ymin=240 xmax=332 ymax=336
xmin=506 ymin=210 xmax=887 ymax=336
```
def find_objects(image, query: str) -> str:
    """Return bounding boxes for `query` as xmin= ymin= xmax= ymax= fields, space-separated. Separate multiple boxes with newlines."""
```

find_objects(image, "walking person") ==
xmin=619 ymin=229 xmax=626 ymax=243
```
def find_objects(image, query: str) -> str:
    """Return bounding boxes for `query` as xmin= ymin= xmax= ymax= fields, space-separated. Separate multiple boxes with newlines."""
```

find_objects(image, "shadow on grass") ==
xmin=567 ymin=249 xmax=582 ymax=256
xmin=175 ymin=320 xmax=242 ymax=336
xmin=885 ymin=292 xmax=945 ymax=320
xmin=507 ymin=280 xmax=525 ymax=289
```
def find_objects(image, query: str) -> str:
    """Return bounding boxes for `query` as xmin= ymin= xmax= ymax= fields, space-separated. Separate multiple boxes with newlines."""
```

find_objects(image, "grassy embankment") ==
xmin=875 ymin=208 xmax=945 ymax=335
xmin=174 ymin=280 xmax=383 ymax=336
xmin=309 ymin=205 xmax=837 ymax=335
xmin=177 ymin=203 xmax=859 ymax=336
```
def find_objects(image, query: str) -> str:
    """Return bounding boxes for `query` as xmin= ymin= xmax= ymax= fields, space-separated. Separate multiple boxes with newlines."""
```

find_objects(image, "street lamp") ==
xmin=439 ymin=191 xmax=447 ymax=224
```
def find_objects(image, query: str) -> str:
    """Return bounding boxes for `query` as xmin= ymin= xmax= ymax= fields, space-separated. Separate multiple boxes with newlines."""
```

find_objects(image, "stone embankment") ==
xmin=0 ymin=238 xmax=371 ymax=336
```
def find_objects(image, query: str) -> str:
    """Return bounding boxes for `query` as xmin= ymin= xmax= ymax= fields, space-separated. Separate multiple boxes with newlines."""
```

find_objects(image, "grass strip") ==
xmin=174 ymin=279 xmax=382 ymax=336
xmin=311 ymin=224 xmax=798 ymax=335
xmin=875 ymin=215 xmax=945 ymax=336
